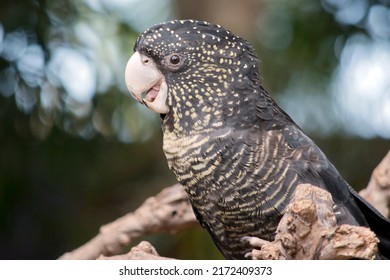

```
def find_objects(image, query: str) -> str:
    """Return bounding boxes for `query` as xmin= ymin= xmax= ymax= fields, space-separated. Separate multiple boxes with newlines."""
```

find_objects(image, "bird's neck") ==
xmin=162 ymin=82 xmax=261 ymax=137
xmin=162 ymin=103 xmax=223 ymax=137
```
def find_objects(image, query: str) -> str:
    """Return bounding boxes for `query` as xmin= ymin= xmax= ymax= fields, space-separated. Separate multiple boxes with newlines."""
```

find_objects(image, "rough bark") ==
xmin=59 ymin=151 xmax=390 ymax=260
xmin=59 ymin=184 xmax=198 ymax=260
xmin=359 ymin=150 xmax=390 ymax=218
xmin=244 ymin=184 xmax=378 ymax=260
xmin=97 ymin=241 xmax=173 ymax=260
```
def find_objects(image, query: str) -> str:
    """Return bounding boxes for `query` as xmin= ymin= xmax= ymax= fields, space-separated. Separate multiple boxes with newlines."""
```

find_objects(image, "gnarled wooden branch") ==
xmin=97 ymin=241 xmax=173 ymax=260
xmin=60 ymin=151 xmax=390 ymax=260
xmin=245 ymin=184 xmax=378 ymax=260
xmin=59 ymin=184 xmax=198 ymax=260
xmin=360 ymin=150 xmax=390 ymax=218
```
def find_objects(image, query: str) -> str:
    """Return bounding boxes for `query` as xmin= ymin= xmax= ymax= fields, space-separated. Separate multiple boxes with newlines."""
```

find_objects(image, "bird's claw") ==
xmin=241 ymin=236 xmax=271 ymax=260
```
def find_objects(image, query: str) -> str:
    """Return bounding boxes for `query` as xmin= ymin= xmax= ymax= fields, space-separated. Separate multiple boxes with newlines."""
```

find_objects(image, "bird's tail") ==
xmin=349 ymin=187 xmax=390 ymax=259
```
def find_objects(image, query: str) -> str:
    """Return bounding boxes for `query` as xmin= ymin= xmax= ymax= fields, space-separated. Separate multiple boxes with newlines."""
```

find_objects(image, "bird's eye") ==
xmin=170 ymin=54 xmax=180 ymax=64
xmin=164 ymin=53 xmax=183 ymax=70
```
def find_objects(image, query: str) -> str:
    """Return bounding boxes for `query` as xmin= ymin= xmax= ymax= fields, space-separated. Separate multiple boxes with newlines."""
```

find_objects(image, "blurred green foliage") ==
xmin=0 ymin=0 xmax=389 ymax=259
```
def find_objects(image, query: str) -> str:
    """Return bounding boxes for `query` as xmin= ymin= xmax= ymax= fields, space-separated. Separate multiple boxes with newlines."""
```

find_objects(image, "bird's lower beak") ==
xmin=125 ymin=51 xmax=169 ymax=114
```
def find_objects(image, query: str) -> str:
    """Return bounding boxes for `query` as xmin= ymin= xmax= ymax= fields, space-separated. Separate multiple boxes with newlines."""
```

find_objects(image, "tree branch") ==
xmin=359 ymin=150 xmax=390 ymax=218
xmin=59 ymin=151 xmax=390 ymax=260
xmin=58 ymin=184 xmax=198 ymax=260
xmin=97 ymin=241 xmax=173 ymax=260
xmin=244 ymin=184 xmax=378 ymax=260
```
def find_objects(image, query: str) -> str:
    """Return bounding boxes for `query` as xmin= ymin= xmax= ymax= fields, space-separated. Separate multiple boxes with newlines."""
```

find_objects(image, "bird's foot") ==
xmin=241 ymin=236 xmax=273 ymax=260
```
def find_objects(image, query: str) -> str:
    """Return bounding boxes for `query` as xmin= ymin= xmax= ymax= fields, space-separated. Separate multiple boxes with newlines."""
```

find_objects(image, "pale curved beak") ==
xmin=125 ymin=51 xmax=169 ymax=114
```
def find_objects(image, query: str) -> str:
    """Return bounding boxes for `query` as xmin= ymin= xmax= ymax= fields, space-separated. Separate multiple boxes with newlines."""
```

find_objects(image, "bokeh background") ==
xmin=0 ymin=0 xmax=389 ymax=259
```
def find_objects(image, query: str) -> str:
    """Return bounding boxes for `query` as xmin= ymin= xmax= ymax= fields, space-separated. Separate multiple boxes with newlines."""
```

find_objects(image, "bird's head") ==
xmin=125 ymin=20 xmax=261 ymax=133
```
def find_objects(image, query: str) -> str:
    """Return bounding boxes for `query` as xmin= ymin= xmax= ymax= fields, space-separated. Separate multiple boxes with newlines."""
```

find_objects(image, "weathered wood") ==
xmin=59 ymin=184 xmax=197 ymax=260
xmin=360 ymin=150 xmax=390 ymax=218
xmin=244 ymin=184 xmax=378 ymax=260
xmin=59 ymin=152 xmax=390 ymax=260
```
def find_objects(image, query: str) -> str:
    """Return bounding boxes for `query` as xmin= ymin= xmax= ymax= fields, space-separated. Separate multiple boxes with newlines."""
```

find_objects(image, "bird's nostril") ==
xmin=143 ymin=58 xmax=149 ymax=64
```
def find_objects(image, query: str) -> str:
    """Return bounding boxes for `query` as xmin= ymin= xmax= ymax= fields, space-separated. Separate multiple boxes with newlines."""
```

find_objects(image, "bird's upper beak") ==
xmin=125 ymin=51 xmax=169 ymax=114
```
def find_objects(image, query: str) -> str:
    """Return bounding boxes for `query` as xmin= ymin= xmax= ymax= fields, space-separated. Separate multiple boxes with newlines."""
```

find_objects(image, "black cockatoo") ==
xmin=124 ymin=20 xmax=390 ymax=259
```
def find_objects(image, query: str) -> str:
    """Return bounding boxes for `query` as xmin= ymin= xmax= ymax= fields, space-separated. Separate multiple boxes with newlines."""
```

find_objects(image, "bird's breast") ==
xmin=163 ymin=130 xmax=219 ymax=188
xmin=162 ymin=127 xmax=294 ymax=258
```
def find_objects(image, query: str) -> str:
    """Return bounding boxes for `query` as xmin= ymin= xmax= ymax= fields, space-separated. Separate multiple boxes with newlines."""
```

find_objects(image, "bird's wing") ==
xmin=280 ymin=122 xmax=390 ymax=258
